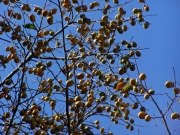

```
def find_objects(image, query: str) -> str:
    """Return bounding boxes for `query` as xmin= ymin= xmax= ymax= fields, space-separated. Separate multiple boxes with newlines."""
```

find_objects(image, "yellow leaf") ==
xmin=115 ymin=82 xmax=126 ymax=91
xmin=121 ymin=84 xmax=133 ymax=93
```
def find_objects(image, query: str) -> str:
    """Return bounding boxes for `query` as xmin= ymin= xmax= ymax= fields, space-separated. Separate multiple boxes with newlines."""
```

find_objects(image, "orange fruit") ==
xmin=130 ymin=78 xmax=136 ymax=86
xmin=76 ymin=73 xmax=84 ymax=80
xmin=173 ymin=88 xmax=180 ymax=94
xmin=138 ymin=0 xmax=145 ymax=3
xmin=38 ymin=31 xmax=44 ymax=37
xmin=85 ymin=101 xmax=92 ymax=107
xmin=29 ymin=14 xmax=36 ymax=22
xmin=66 ymin=80 xmax=74 ymax=87
xmin=75 ymin=101 xmax=82 ymax=108
xmin=97 ymin=106 xmax=104 ymax=113
xmin=144 ymin=94 xmax=150 ymax=99
xmin=165 ymin=81 xmax=173 ymax=88
xmin=138 ymin=111 xmax=146 ymax=119
xmin=139 ymin=73 xmax=146 ymax=80
xmin=51 ymin=8 xmax=57 ymax=14
xmin=145 ymin=115 xmax=151 ymax=122
xmin=143 ymin=22 xmax=150 ymax=29
xmin=144 ymin=5 xmax=149 ymax=12
xmin=47 ymin=16 xmax=53 ymax=24
xmin=42 ymin=10 xmax=48 ymax=17
xmin=5 ymin=26 xmax=11 ymax=32
xmin=4 ymin=112 xmax=11 ymax=118
xmin=171 ymin=112 xmax=179 ymax=119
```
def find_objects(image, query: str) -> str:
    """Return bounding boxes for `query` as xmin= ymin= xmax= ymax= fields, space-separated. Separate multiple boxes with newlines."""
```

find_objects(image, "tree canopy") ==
xmin=0 ymin=0 xmax=179 ymax=135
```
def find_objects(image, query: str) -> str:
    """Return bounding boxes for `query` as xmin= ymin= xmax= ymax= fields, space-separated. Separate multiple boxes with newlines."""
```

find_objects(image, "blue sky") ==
xmin=0 ymin=0 xmax=180 ymax=135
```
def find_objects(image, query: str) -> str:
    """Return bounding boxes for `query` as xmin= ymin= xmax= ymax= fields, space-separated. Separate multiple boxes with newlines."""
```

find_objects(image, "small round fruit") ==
xmin=130 ymin=118 xmax=134 ymax=123
xmin=50 ymin=127 xmax=56 ymax=134
xmin=66 ymin=80 xmax=74 ymax=87
xmin=130 ymin=78 xmax=136 ymax=86
xmin=143 ymin=22 xmax=150 ymax=29
xmin=105 ymin=106 xmax=111 ymax=112
xmin=140 ymin=88 xmax=146 ymax=94
xmin=47 ymin=16 xmax=53 ymax=24
xmin=100 ymin=127 xmax=104 ymax=133
xmin=5 ymin=26 xmax=11 ymax=32
xmin=50 ymin=100 xmax=56 ymax=107
xmin=72 ymin=0 xmax=78 ymax=4
xmin=97 ymin=106 xmax=104 ymax=113
xmin=32 ymin=109 xmax=39 ymax=116
xmin=171 ymin=112 xmax=179 ymax=119
xmin=131 ymin=42 xmax=137 ymax=47
xmin=145 ymin=115 xmax=151 ymax=122
xmin=144 ymin=5 xmax=149 ymax=12
xmin=130 ymin=19 xmax=136 ymax=26
xmin=108 ymin=132 xmax=113 ymax=135
xmin=94 ymin=120 xmax=100 ymax=125
xmin=85 ymin=101 xmax=92 ymax=107
xmin=135 ymin=51 xmax=141 ymax=57
xmin=132 ymin=8 xmax=138 ymax=14
xmin=76 ymin=73 xmax=84 ymax=80
xmin=3 ymin=0 xmax=9 ymax=5
xmin=138 ymin=111 xmax=146 ymax=119
xmin=5 ymin=79 xmax=13 ymax=85
xmin=34 ymin=130 xmax=41 ymax=135
xmin=49 ymin=30 xmax=55 ymax=36
xmin=140 ymin=106 xmax=146 ymax=112
xmin=144 ymin=94 xmax=150 ymax=99
xmin=122 ymin=25 xmax=127 ymax=31
xmin=38 ymin=31 xmax=44 ymax=37
xmin=43 ymin=30 xmax=49 ymax=35
xmin=129 ymin=126 xmax=134 ymax=131
xmin=121 ymin=40 xmax=127 ymax=45
xmin=26 ymin=6 xmax=31 ymax=12
xmin=130 ymin=65 xmax=135 ymax=71
xmin=46 ymin=61 xmax=52 ymax=67
xmin=138 ymin=0 xmax=145 ymax=3
xmin=4 ymin=112 xmax=11 ymax=118
xmin=118 ymin=67 xmax=125 ymax=75
xmin=16 ymin=14 xmax=22 ymax=20
xmin=21 ymin=4 xmax=28 ymax=10
xmin=29 ymin=14 xmax=36 ymax=22
xmin=113 ymin=0 xmax=119 ymax=4
xmin=20 ymin=92 xmax=27 ymax=98
xmin=0 ymin=21 xmax=5 ymax=27
xmin=139 ymin=73 xmax=146 ymax=80
xmin=42 ymin=10 xmax=48 ymax=17
xmin=19 ymin=109 xmax=26 ymax=116
xmin=173 ymin=88 xmax=179 ymax=94
xmin=51 ymin=8 xmax=57 ymax=14
xmin=165 ymin=81 xmax=173 ymax=88
xmin=131 ymin=102 xmax=138 ymax=110
xmin=74 ymin=96 xmax=81 ymax=102
xmin=75 ymin=101 xmax=82 ymax=108
xmin=46 ymin=47 xmax=52 ymax=52
xmin=149 ymin=89 xmax=155 ymax=95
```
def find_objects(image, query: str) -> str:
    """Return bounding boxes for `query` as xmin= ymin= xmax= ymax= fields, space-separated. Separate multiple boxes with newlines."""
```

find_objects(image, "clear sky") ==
xmin=0 ymin=0 xmax=180 ymax=135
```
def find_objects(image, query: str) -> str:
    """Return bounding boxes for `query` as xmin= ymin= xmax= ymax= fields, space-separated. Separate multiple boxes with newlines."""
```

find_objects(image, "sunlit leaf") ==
xmin=23 ymin=23 xmax=37 ymax=30
xmin=121 ymin=84 xmax=133 ymax=93
xmin=115 ymin=82 xmax=127 ymax=91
